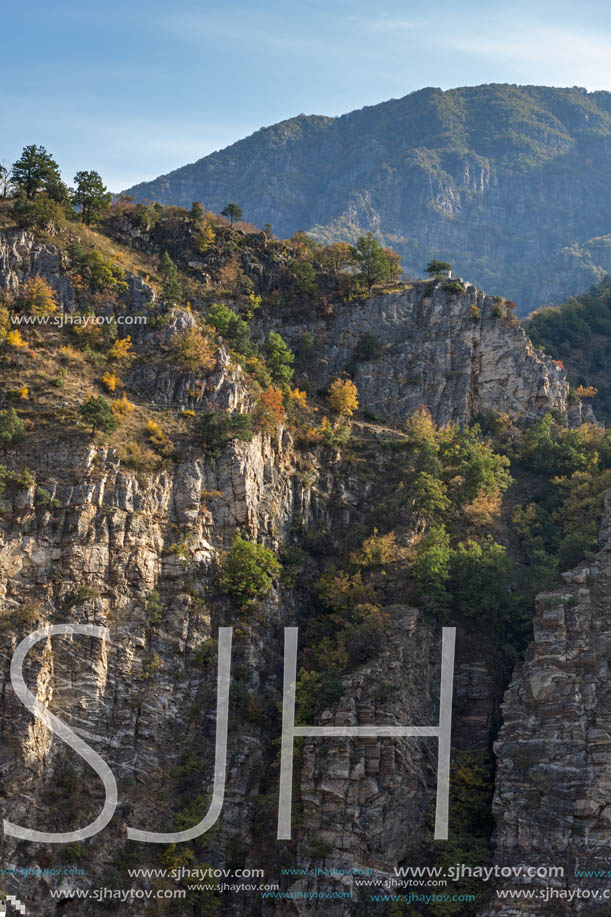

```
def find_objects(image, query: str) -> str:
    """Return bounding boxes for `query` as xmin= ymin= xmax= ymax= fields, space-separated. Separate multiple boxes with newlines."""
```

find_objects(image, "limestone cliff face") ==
xmin=0 ymin=230 xmax=76 ymax=308
xmin=0 ymin=230 xmax=571 ymax=427
xmin=0 ymin=430 xmax=303 ymax=906
xmin=0 ymin=229 xmax=587 ymax=914
xmin=0 ymin=423 xmax=465 ymax=915
xmin=275 ymin=281 xmax=569 ymax=426
xmin=483 ymin=492 xmax=611 ymax=915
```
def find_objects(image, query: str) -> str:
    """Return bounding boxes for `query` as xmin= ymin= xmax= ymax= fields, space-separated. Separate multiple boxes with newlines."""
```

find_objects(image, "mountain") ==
xmin=525 ymin=275 xmax=611 ymax=419
xmin=123 ymin=83 xmax=611 ymax=313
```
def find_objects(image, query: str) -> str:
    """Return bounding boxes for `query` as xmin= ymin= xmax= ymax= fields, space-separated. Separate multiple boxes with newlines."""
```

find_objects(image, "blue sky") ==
xmin=2 ymin=0 xmax=611 ymax=191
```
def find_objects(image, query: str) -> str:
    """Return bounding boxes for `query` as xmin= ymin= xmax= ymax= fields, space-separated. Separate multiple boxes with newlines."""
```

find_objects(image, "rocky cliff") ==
xmin=0 ymin=227 xmax=605 ymax=916
xmin=272 ymin=281 xmax=569 ymax=427
xmin=482 ymin=492 xmax=611 ymax=915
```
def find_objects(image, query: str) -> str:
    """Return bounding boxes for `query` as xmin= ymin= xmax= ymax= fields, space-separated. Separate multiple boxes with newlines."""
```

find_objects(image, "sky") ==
xmin=2 ymin=0 xmax=611 ymax=192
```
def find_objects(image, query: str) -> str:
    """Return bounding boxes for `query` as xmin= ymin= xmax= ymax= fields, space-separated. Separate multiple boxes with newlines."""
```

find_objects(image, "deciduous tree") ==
xmin=328 ymin=377 xmax=359 ymax=417
xmin=220 ymin=534 xmax=280 ymax=606
xmin=173 ymin=328 xmax=216 ymax=372
xmin=321 ymin=241 xmax=354 ymax=274
xmin=0 ymin=161 xmax=13 ymax=198
xmin=264 ymin=331 xmax=294 ymax=385
xmin=382 ymin=246 xmax=402 ymax=282
xmin=15 ymin=277 xmax=58 ymax=315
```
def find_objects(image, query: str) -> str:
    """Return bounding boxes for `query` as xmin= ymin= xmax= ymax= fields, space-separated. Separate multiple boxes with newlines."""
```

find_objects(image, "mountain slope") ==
xmin=124 ymin=84 xmax=611 ymax=313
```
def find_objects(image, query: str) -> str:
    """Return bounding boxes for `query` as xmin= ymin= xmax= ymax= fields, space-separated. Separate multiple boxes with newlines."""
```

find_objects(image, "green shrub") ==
xmin=413 ymin=524 xmax=451 ymax=615
xmin=118 ymin=441 xmax=162 ymax=472
xmin=207 ymin=302 xmax=251 ymax=353
xmin=443 ymin=281 xmax=465 ymax=295
xmin=0 ymin=408 xmax=26 ymax=451
xmin=68 ymin=245 xmax=127 ymax=294
xmin=290 ymin=261 xmax=318 ymax=296
xmin=145 ymin=590 xmax=163 ymax=624
xmin=294 ymin=332 xmax=315 ymax=370
xmin=198 ymin=410 xmax=254 ymax=459
xmin=519 ymin=413 xmax=589 ymax=476
xmin=264 ymin=330 xmax=294 ymax=385
xmin=35 ymin=487 xmax=61 ymax=508
xmin=220 ymin=534 xmax=280 ymax=607
xmin=353 ymin=332 xmax=383 ymax=362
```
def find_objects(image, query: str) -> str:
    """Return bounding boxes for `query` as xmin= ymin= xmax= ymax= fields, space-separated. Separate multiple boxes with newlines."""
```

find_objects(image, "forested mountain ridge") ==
xmin=124 ymin=83 xmax=611 ymax=313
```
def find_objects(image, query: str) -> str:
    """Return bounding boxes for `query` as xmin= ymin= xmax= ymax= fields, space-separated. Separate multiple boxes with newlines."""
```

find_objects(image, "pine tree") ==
xmin=12 ymin=145 xmax=62 ymax=199
xmin=159 ymin=251 xmax=181 ymax=303
xmin=190 ymin=201 xmax=205 ymax=223
xmin=425 ymin=259 xmax=452 ymax=276
xmin=73 ymin=170 xmax=111 ymax=224
xmin=221 ymin=202 xmax=243 ymax=225
xmin=0 ymin=409 xmax=26 ymax=451
xmin=79 ymin=396 xmax=118 ymax=435
xmin=350 ymin=233 xmax=390 ymax=293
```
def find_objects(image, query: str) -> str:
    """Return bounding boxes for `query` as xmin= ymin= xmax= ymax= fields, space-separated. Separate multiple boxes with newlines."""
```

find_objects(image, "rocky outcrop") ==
xmin=0 ymin=230 xmax=76 ymax=309
xmin=286 ymin=607 xmax=439 ymax=913
xmin=0 ymin=229 xmax=155 ymax=314
xmin=275 ymin=280 xmax=569 ymax=426
xmin=483 ymin=490 xmax=611 ymax=914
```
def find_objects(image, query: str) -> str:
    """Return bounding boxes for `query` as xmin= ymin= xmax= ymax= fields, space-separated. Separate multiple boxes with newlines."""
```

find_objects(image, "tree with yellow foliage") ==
xmin=6 ymin=329 xmax=27 ymax=348
xmin=320 ymin=241 xmax=354 ymax=274
xmin=108 ymin=335 xmax=134 ymax=362
xmin=575 ymin=385 xmax=598 ymax=399
xmin=328 ymin=377 xmax=358 ymax=417
xmin=193 ymin=220 xmax=216 ymax=254
xmin=111 ymin=394 xmax=134 ymax=417
xmin=255 ymin=387 xmax=286 ymax=433
xmin=102 ymin=372 xmax=119 ymax=392
xmin=173 ymin=328 xmax=216 ymax=373
xmin=147 ymin=418 xmax=173 ymax=455
xmin=16 ymin=276 xmax=58 ymax=315
xmin=289 ymin=389 xmax=308 ymax=408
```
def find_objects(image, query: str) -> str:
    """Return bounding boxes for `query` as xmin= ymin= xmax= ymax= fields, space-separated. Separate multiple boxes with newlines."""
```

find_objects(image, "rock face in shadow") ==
xmin=483 ymin=492 xmax=611 ymax=914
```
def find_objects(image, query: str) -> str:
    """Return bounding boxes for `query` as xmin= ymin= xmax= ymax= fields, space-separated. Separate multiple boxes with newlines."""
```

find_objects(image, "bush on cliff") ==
xmin=220 ymin=534 xmax=280 ymax=607
xmin=0 ymin=408 xmax=26 ymax=451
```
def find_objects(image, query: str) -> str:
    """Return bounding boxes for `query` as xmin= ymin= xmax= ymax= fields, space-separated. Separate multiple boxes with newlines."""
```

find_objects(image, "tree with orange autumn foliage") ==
xmin=255 ymin=387 xmax=285 ymax=433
